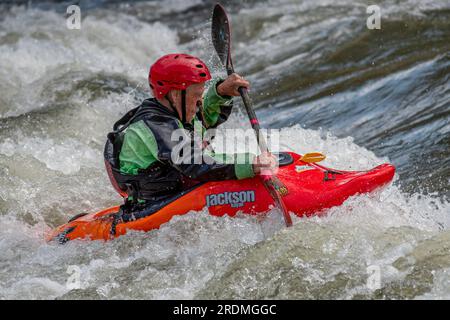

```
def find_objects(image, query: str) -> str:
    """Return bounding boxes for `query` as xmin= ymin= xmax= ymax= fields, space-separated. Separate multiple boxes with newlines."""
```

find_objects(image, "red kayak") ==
xmin=47 ymin=152 xmax=395 ymax=243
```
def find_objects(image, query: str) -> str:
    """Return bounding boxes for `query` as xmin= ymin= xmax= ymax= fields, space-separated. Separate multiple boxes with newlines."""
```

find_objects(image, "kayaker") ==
xmin=104 ymin=53 xmax=277 ymax=211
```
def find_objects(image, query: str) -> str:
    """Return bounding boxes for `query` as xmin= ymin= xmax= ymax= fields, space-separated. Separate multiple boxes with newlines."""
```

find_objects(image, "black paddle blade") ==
xmin=211 ymin=3 xmax=233 ymax=73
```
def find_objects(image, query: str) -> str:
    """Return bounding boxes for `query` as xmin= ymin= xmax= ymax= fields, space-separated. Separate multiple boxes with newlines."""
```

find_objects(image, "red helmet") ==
xmin=149 ymin=53 xmax=212 ymax=99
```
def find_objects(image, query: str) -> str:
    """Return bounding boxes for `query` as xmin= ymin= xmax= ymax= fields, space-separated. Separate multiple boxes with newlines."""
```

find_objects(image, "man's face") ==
xmin=166 ymin=83 xmax=205 ymax=123
xmin=185 ymin=83 xmax=205 ymax=123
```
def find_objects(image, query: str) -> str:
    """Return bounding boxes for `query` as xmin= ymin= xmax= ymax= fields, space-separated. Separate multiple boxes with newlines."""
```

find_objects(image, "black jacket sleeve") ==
xmin=143 ymin=114 xmax=238 ymax=182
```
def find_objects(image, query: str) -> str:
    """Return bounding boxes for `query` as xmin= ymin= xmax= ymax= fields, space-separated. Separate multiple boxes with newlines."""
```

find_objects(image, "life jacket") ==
xmin=104 ymin=99 xmax=187 ymax=203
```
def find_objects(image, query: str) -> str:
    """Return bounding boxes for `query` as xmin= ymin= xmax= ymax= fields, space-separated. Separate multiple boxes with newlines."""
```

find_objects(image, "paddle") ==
xmin=211 ymin=4 xmax=292 ymax=227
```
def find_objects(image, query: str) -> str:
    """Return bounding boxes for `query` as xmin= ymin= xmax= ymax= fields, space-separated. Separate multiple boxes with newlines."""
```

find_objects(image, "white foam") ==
xmin=0 ymin=8 xmax=179 ymax=118
xmin=0 ymin=0 xmax=449 ymax=300
xmin=0 ymin=136 xmax=100 ymax=175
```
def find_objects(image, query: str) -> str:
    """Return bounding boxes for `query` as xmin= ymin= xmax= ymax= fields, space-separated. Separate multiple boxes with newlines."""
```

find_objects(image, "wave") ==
xmin=0 ymin=0 xmax=449 ymax=299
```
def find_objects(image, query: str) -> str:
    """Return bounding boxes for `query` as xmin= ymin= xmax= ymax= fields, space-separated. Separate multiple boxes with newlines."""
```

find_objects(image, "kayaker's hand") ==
xmin=217 ymin=73 xmax=250 ymax=97
xmin=253 ymin=152 xmax=278 ymax=175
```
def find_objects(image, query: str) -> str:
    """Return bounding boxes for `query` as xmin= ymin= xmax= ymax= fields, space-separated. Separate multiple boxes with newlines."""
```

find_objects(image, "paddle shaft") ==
xmin=226 ymin=68 xmax=293 ymax=227
xmin=225 ymin=69 xmax=268 ymax=152
xmin=212 ymin=3 xmax=292 ymax=227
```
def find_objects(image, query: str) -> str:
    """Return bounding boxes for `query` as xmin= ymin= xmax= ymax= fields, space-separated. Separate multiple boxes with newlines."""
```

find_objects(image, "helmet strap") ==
xmin=181 ymin=90 xmax=187 ymax=124
xmin=165 ymin=90 xmax=187 ymax=125
xmin=165 ymin=94 xmax=178 ymax=115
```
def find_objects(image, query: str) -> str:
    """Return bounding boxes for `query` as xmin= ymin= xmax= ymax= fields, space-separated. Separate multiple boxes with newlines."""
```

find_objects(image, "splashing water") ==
xmin=0 ymin=0 xmax=449 ymax=299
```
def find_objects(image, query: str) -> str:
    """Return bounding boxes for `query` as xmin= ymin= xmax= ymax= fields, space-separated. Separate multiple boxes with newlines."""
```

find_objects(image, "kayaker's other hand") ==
xmin=217 ymin=73 xmax=250 ymax=97
xmin=253 ymin=152 xmax=278 ymax=175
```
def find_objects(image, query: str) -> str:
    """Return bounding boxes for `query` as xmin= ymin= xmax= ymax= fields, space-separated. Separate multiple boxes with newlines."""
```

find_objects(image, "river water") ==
xmin=0 ymin=0 xmax=449 ymax=299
